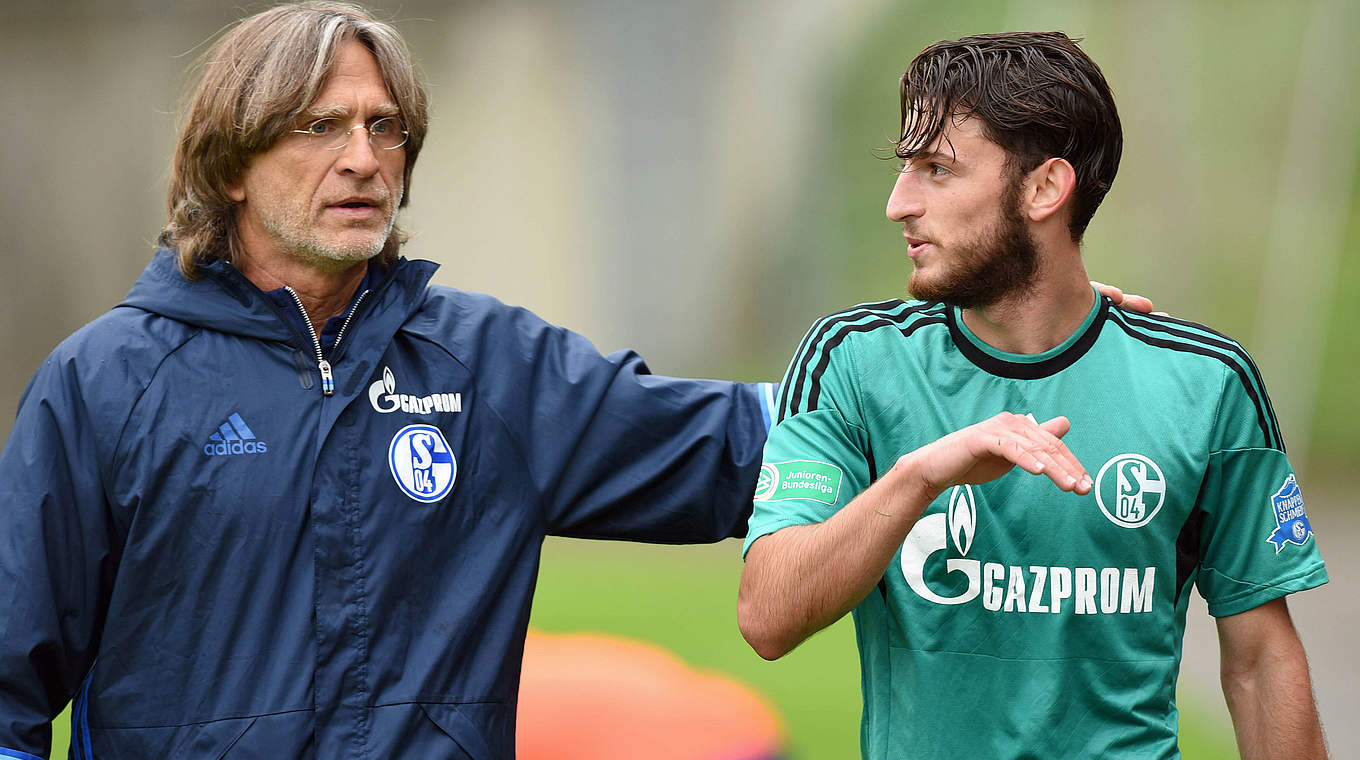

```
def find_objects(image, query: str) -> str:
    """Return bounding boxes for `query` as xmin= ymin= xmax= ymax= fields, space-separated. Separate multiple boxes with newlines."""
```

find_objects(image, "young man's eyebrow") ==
xmin=908 ymin=148 xmax=957 ymax=164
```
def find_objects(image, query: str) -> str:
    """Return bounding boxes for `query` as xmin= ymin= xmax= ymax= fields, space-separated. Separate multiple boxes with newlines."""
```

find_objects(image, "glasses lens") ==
xmin=304 ymin=118 xmax=348 ymax=149
xmin=369 ymin=117 xmax=408 ymax=150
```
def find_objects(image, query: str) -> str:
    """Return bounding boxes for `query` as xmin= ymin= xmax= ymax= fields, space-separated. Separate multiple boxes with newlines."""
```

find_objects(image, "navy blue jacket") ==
xmin=0 ymin=250 xmax=774 ymax=759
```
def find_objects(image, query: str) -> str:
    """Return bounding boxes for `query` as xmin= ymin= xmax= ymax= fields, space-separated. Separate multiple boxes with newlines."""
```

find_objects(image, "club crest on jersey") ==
xmin=369 ymin=366 xmax=462 ymax=415
xmin=388 ymin=424 xmax=457 ymax=503
xmin=1266 ymin=474 xmax=1313 ymax=553
xmin=1094 ymin=453 xmax=1166 ymax=528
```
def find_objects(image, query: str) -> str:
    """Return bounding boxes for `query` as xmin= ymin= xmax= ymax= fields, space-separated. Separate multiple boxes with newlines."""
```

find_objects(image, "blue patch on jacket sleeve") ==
xmin=758 ymin=382 xmax=778 ymax=433
xmin=0 ymin=746 xmax=46 ymax=760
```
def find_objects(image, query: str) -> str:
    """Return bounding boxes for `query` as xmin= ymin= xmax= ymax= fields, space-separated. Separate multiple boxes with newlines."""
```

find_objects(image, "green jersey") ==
xmin=744 ymin=293 xmax=1327 ymax=759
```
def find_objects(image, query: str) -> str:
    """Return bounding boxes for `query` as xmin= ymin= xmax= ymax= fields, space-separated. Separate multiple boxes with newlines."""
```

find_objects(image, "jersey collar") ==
xmin=945 ymin=288 xmax=1108 ymax=379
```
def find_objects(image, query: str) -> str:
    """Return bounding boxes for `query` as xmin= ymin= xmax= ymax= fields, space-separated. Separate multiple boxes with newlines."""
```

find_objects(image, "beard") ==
xmin=907 ymin=178 xmax=1040 ymax=309
xmin=260 ymin=187 xmax=400 ymax=266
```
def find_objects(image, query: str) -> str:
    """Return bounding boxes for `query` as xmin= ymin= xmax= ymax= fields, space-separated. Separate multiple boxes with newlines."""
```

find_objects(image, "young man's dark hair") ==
xmin=896 ymin=31 xmax=1122 ymax=241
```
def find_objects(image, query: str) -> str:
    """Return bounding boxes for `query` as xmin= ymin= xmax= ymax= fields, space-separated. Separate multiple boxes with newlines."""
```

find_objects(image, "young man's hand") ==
xmin=896 ymin=412 xmax=1092 ymax=503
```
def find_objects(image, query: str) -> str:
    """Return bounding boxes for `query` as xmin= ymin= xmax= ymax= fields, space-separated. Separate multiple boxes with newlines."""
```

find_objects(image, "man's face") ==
xmin=229 ymin=40 xmax=405 ymax=269
xmin=885 ymin=115 xmax=1039 ymax=308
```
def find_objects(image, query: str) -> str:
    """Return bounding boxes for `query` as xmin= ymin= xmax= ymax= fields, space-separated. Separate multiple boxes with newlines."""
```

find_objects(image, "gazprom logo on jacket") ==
xmin=370 ymin=366 xmax=462 ymax=415
xmin=1267 ymin=474 xmax=1313 ymax=553
xmin=388 ymin=424 xmax=457 ymax=502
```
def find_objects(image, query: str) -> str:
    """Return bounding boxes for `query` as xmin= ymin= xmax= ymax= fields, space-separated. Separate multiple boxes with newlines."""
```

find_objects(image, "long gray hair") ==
xmin=161 ymin=1 xmax=429 ymax=277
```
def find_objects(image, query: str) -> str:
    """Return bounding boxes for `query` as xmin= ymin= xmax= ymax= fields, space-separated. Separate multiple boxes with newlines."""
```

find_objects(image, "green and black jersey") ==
xmin=744 ymin=291 xmax=1327 ymax=760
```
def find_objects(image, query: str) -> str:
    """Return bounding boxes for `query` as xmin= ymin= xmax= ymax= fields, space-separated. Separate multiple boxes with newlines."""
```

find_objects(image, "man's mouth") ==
xmin=327 ymin=197 xmax=384 ymax=220
xmin=905 ymin=235 xmax=932 ymax=259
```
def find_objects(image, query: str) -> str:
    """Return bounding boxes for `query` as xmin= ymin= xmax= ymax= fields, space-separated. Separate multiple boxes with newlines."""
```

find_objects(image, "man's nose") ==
xmin=336 ymin=128 xmax=382 ymax=176
xmin=885 ymin=169 xmax=925 ymax=222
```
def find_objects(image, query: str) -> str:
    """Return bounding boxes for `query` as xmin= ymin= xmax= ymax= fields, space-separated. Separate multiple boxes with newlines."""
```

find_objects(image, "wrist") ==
xmin=888 ymin=451 xmax=943 ymax=506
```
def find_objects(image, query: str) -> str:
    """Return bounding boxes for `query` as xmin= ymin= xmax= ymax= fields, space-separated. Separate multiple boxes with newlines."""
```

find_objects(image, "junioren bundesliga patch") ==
xmin=754 ymin=460 xmax=842 ymax=505
xmin=1266 ymin=474 xmax=1313 ymax=553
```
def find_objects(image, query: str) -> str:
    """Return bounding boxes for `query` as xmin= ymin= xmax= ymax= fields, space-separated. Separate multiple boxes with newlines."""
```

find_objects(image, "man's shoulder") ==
xmin=1100 ymin=304 xmax=1263 ymax=385
xmin=776 ymin=299 xmax=948 ymax=421
xmin=411 ymin=284 xmax=558 ymax=340
xmin=792 ymin=298 xmax=950 ymax=364
xmin=407 ymin=284 xmax=603 ymax=369
xmin=21 ymin=305 xmax=199 ymax=431
xmin=51 ymin=303 xmax=197 ymax=370
xmin=1099 ymin=304 xmax=1282 ymax=448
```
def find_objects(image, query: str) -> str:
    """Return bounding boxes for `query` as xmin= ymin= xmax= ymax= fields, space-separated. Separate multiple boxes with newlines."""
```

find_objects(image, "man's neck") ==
xmin=237 ymin=250 xmax=369 ymax=331
xmin=960 ymin=259 xmax=1095 ymax=356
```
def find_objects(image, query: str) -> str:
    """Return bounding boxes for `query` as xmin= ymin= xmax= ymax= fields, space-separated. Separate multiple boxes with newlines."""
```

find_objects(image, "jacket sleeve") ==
xmin=491 ymin=307 xmax=776 ymax=543
xmin=0 ymin=354 xmax=117 ymax=758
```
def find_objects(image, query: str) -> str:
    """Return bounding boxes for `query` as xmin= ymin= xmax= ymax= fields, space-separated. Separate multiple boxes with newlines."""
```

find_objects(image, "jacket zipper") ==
xmin=284 ymin=286 xmax=370 ymax=397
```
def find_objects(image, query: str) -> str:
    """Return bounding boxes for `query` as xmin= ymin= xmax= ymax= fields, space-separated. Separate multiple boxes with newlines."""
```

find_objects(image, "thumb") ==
xmin=1039 ymin=415 xmax=1071 ymax=438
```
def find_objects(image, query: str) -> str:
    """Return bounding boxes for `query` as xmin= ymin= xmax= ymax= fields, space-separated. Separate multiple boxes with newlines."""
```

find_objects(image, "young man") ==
xmin=738 ymin=32 xmax=1327 ymax=759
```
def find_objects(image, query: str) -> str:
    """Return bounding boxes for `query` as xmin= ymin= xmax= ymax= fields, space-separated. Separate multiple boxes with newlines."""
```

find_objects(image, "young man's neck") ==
xmin=237 ymin=248 xmax=369 ymax=330
xmin=960 ymin=251 xmax=1095 ymax=355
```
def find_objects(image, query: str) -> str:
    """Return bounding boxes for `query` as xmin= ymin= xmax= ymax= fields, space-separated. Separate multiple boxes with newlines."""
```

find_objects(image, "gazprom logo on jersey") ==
xmin=901 ymin=485 xmax=1156 ymax=615
xmin=203 ymin=413 xmax=267 ymax=456
xmin=388 ymin=424 xmax=457 ymax=502
xmin=369 ymin=366 xmax=462 ymax=415
xmin=1267 ymin=474 xmax=1313 ymax=553
xmin=1095 ymin=453 xmax=1166 ymax=528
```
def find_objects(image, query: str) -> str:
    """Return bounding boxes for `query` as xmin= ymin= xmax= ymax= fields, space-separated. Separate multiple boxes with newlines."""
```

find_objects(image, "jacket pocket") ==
xmin=91 ymin=710 xmax=313 ymax=760
xmin=91 ymin=716 xmax=256 ymax=760
xmin=418 ymin=702 xmax=507 ymax=759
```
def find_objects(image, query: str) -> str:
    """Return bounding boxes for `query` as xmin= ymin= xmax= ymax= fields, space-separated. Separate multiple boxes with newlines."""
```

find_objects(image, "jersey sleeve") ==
xmin=1193 ymin=361 xmax=1327 ymax=618
xmin=742 ymin=323 xmax=872 ymax=558
xmin=0 ymin=354 xmax=117 ymax=758
xmin=488 ymin=305 xmax=775 ymax=543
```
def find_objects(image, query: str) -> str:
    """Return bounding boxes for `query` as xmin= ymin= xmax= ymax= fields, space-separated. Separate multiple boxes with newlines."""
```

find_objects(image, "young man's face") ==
xmin=229 ymin=40 xmax=406 ymax=270
xmin=885 ymin=114 xmax=1039 ymax=308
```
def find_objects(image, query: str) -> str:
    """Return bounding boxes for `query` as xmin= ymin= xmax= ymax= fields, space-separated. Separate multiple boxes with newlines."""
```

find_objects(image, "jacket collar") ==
xmin=117 ymin=248 xmax=439 ymax=347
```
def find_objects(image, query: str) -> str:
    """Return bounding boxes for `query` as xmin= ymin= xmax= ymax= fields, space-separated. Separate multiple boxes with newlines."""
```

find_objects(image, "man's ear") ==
xmin=1023 ymin=157 xmax=1076 ymax=224
xmin=227 ymin=182 xmax=246 ymax=203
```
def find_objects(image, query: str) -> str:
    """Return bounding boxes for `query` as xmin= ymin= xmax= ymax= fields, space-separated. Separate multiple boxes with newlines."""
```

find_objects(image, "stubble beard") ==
xmin=907 ymin=178 xmax=1041 ymax=309
xmin=262 ymin=187 xmax=401 ymax=267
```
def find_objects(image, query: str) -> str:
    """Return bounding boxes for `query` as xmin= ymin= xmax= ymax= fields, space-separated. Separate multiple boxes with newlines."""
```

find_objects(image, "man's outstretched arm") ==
xmin=1218 ymin=597 xmax=1328 ymax=760
xmin=738 ymin=412 xmax=1091 ymax=660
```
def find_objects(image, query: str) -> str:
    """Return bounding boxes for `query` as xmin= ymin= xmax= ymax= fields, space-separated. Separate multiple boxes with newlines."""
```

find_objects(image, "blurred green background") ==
xmin=5 ymin=0 xmax=1356 ymax=757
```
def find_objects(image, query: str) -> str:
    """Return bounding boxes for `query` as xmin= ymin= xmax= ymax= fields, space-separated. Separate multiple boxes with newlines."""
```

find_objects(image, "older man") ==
xmin=0 ymin=4 xmax=777 ymax=758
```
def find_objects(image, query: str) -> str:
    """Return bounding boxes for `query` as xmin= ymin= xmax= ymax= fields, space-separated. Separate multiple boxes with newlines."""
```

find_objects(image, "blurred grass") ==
xmin=46 ymin=537 xmax=1238 ymax=758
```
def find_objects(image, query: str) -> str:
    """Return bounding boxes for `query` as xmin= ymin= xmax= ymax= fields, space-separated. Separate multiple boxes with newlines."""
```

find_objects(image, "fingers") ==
xmin=1091 ymin=279 xmax=1158 ymax=314
xmin=1119 ymin=293 xmax=1156 ymax=314
xmin=1039 ymin=415 xmax=1071 ymax=438
xmin=1090 ymin=280 xmax=1124 ymax=303
xmin=984 ymin=413 xmax=1090 ymax=494
xmin=1017 ymin=422 xmax=1091 ymax=494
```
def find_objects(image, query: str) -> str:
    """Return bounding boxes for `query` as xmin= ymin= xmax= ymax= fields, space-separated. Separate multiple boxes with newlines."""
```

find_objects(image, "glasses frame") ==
xmin=289 ymin=116 xmax=409 ymax=151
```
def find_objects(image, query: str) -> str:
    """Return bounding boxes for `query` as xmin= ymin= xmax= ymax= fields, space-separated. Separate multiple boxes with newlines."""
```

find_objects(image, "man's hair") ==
xmin=896 ymin=31 xmax=1121 ymax=241
xmin=160 ymin=1 xmax=429 ymax=278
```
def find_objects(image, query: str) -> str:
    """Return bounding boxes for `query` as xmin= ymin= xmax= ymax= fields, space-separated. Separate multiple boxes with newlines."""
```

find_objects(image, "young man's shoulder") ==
xmin=793 ymin=299 xmax=950 ymax=360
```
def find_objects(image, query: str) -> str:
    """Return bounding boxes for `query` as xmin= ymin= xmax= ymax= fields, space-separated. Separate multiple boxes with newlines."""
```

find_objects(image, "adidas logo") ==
xmin=203 ymin=412 xmax=269 ymax=456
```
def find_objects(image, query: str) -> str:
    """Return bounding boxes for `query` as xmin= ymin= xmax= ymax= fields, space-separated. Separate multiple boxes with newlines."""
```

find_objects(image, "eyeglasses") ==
xmin=289 ymin=116 xmax=409 ymax=151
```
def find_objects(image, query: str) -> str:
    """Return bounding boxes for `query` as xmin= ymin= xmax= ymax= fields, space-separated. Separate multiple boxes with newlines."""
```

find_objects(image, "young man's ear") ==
xmin=1023 ymin=157 xmax=1076 ymax=224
